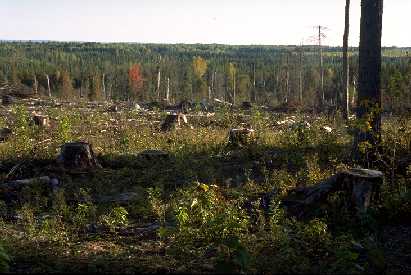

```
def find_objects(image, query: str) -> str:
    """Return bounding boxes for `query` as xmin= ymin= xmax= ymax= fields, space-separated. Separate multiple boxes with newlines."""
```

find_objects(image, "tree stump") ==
xmin=160 ymin=113 xmax=188 ymax=131
xmin=2 ymin=95 xmax=14 ymax=106
xmin=241 ymin=101 xmax=253 ymax=110
xmin=0 ymin=128 xmax=12 ymax=143
xmin=282 ymin=168 xmax=383 ymax=217
xmin=177 ymin=100 xmax=192 ymax=114
xmin=32 ymin=115 xmax=50 ymax=127
xmin=340 ymin=168 xmax=383 ymax=213
xmin=57 ymin=142 xmax=101 ymax=170
xmin=108 ymin=105 xmax=118 ymax=112
xmin=228 ymin=128 xmax=256 ymax=148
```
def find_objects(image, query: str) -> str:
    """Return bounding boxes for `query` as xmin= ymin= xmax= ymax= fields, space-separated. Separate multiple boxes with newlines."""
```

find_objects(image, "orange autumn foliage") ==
xmin=128 ymin=64 xmax=143 ymax=99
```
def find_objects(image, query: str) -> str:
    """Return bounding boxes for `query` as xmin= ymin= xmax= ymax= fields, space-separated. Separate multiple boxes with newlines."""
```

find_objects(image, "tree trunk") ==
xmin=285 ymin=53 xmax=290 ymax=104
xmin=233 ymin=70 xmax=236 ymax=106
xmin=46 ymin=74 xmax=51 ymax=97
xmin=319 ymin=25 xmax=325 ymax=105
xmin=166 ymin=77 xmax=170 ymax=104
xmin=354 ymin=0 xmax=384 ymax=160
xmin=33 ymin=75 xmax=38 ymax=95
xmin=343 ymin=0 xmax=351 ymax=119
xmin=156 ymin=68 xmax=161 ymax=101
xmin=252 ymin=63 xmax=256 ymax=103
xmin=102 ymin=73 xmax=106 ymax=99
xmin=299 ymin=48 xmax=304 ymax=104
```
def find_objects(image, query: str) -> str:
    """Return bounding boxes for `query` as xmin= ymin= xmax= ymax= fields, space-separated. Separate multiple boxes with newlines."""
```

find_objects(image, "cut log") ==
xmin=0 ymin=176 xmax=60 ymax=204
xmin=160 ymin=113 xmax=188 ymax=131
xmin=214 ymin=98 xmax=233 ymax=106
xmin=57 ymin=142 xmax=101 ymax=170
xmin=138 ymin=149 xmax=169 ymax=162
xmin=2 ymin=176 xmax=51 ymax=189
xmin=32 ymin=115 xmax=50 ymax=127
xmin=282 ymin=168 xmax=383 ymax=217
xmin=228 ymin=128 xmax=256 ymax=148
xmin=96 ymin=192 xmax=139 ymax=204
xmin=0 ymin=128 xmax=12 ymax=142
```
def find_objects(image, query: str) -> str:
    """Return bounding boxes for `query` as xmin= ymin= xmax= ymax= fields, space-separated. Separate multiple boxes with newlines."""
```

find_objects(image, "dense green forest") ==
xmin=1 ymin=42 xmax=410 ymax=112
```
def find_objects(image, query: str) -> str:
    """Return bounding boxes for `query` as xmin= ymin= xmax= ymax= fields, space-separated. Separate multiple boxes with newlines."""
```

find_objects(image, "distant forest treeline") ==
xmin=0 ymin=42 xmax=410 ymax=111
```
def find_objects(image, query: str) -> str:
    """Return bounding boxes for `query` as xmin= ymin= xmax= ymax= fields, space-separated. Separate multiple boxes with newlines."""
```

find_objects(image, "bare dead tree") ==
xmin=156 ymin=56 xmax=162 ymax=101
xmin=166 ymin=77 xmax=170 ymax=104
xmin=33 ymin=74 xmax=38 ymax=95
xmin=298 ymin=45 xmax=304 ymax=104
xmin=343 ymin=0 xmax=351 ymax=119
xmin=102 ymin=73 xmax=106 ymax=99
xmin=285 ymin=52 xmax=290 ymax=104
xmin=318 ymin=25 xmax=327 ymax=105
xmin=45 ymin=74 xmax=51 ymax=97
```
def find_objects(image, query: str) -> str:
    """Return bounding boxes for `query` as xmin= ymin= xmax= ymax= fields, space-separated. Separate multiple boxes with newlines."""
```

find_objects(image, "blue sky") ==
xmin=0 ymin=0 xmax=409 ymax=46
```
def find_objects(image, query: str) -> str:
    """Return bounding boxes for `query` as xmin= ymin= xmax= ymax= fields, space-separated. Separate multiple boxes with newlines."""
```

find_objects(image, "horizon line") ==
xmin=1 ymin=39 xmax=410 ymax=49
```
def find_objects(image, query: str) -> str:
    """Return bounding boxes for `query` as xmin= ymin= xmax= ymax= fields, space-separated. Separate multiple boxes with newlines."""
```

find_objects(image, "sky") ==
xmin=0 ymin=0 xmax=409 ymax=47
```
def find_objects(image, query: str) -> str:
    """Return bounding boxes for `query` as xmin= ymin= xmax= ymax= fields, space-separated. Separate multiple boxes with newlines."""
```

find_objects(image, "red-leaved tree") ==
xmin=128 ymin=64 xmax=143 ymax=100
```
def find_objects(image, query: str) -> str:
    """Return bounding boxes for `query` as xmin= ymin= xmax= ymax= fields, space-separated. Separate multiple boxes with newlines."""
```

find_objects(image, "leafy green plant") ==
xmin=0 ymin=244 xmax=10 ymax=273
xmin=12 ymin=105 xmax=34 ymax=154
xmin=17 ymin=204 xmax=36 ymax=237
xmin=99 ymin=206 xmax=129 ymax=232
xmin=57 ymin=115 xmax=72 ymax=143
xmin=171 ymin=183 xmax=249 ymax=256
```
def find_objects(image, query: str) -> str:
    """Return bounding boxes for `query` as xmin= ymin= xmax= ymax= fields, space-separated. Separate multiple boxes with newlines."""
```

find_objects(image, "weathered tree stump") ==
xmin=0 ymin=128 xmax=12 ymax=142
xmin=228 ymin=128 xmax=256 ymax=148
xmin=2 ymin=95 xmax=14 ymax=105
xmin=138 ymin=149 xmax=169 ymax=162
xmin=108 ymin=105 xmax=118 ymax=112
xmin=57 ymin=142 xmax=101 ymax=170
xmin=241 ymin=101 xmax=253 ymax=110
xmin=282 ymin=168 xmax=383 ymax=217
xmin=160 ymin=113 xmax=188 ymax=131
xmin=32 ymin=115 xmax=50 ymax=127
xmin=177 ymin=100 xmax=192 ymax=114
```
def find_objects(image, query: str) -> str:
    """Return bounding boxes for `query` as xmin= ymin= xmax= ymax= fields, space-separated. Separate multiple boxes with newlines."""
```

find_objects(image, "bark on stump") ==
xmin=160 ymin=113 xmax=188 ymax=132
xmin=0 ymin=128 xmax=12 ymax=143
xmin=283 ymin=168 xmax=383 ymax=217
xmin=228 ymin=128 xmax=256 ymax=148
xmin=32 ymin=115 xmax=50 ymax=127
xmin=108 ymin=105 xmax=118 ymax=112
xmin=57 ymin=142 xmax=101 ymax=170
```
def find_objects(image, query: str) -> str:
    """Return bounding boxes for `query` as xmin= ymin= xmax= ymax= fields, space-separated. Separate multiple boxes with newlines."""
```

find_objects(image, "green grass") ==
xmin=0 ymin=102 xmax=410 ymax=273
